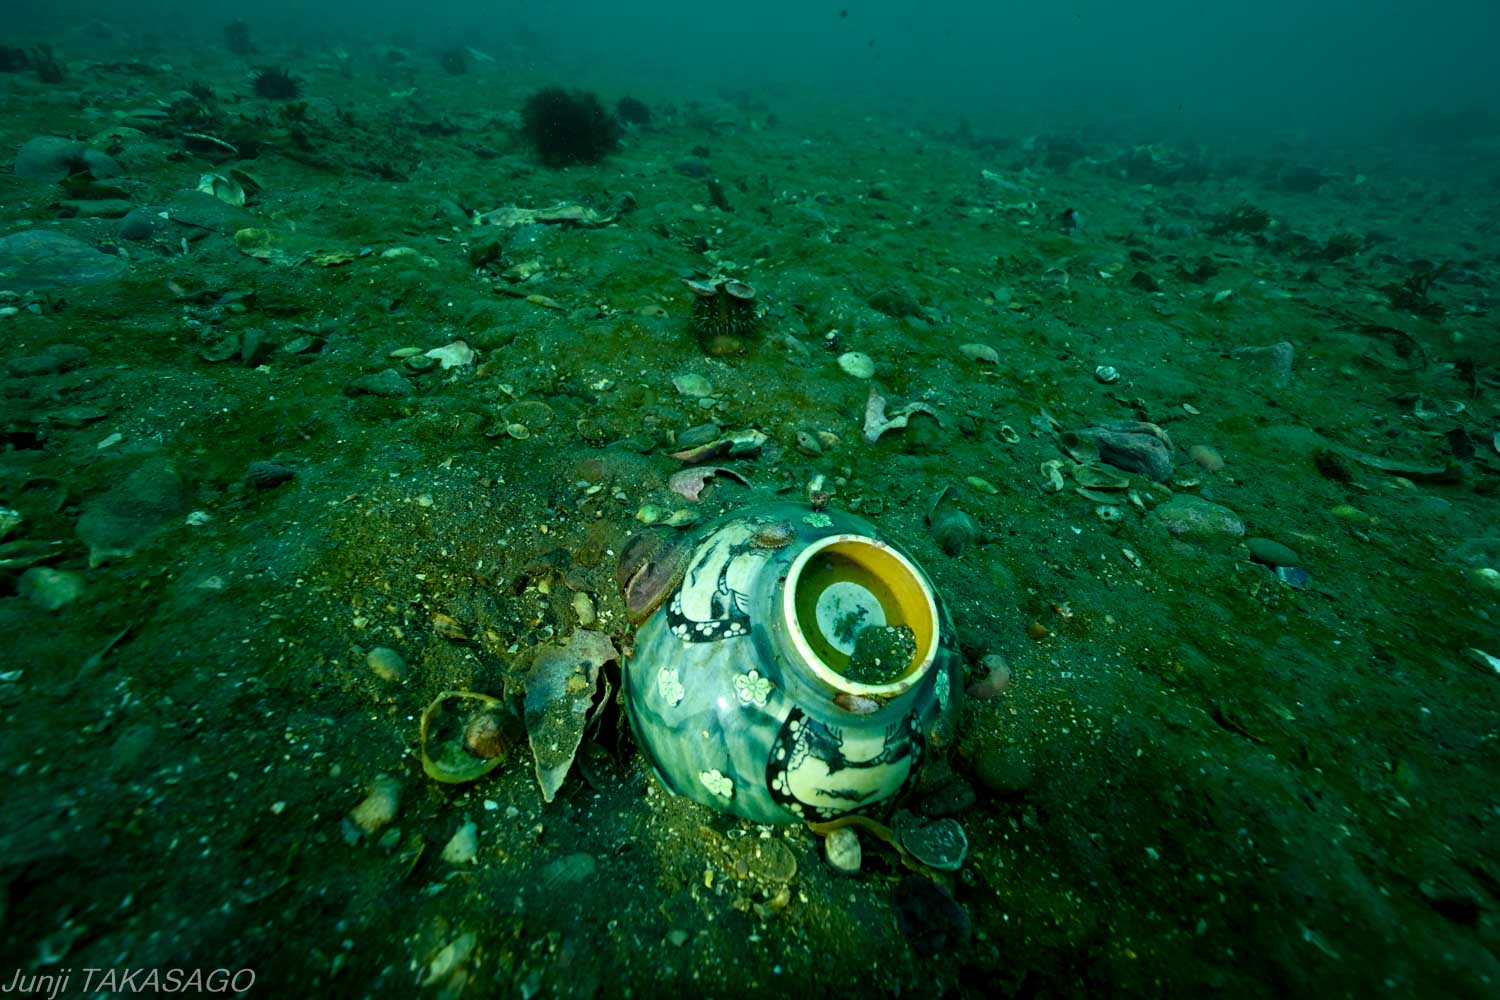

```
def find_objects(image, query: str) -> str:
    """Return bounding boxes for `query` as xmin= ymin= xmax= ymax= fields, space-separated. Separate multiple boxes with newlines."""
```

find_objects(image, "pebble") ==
xmin=1247 ymin=537 xmax=1299 ymax=567
xmin=959 ymin=343 xmax=999 ymax=365
xmin=0 ymin=230 xmax=128 ymax=288
xmin=348 ymin=369 xmax=414 ymax=398
xmin=572 ymin=591 xmax=597 ymax=627
xmin=1151 ymin=495 xmax=1245 ymax=546
xmin=344 ymin=775 xmax=401 ymax=840
xmin=1188 ymin=444 xmax=1224 ymax=471
xmin=672 ymin=373 xmax=713 ymax=397
xmin=973 ymin=745 xmax=1033 ymax=797
xmin=837 ymin=351 xmax=876 ymax=379
xmin=441 ymin=820 xmax=479 ymax=864
xmin=0 ymin=507 xmax=20 ymax=542
xmin=366 ymin=646 xmax=410 ymax=682
xmin=824 ymin=826 xmax=862 ymax=875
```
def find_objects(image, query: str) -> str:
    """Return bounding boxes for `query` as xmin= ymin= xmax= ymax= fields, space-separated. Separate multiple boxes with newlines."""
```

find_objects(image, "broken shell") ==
xmin=1039 ymin=460 xmax=1066 ymax=494
xmin=723 ymin=280 xmax=756 ymax=301
xmin=1094 ymin=365 xmax=1120 ymax=384
xmin=420 ymin=691 xmax=519 ymax=784
xmin=997 ymin=424 xmax=1021 ymax=445
xmin=1096 ymin=504 xmax=1125 ymax=527
xmin=635 ymin=503 xmax=664 ymax=525
xmin=682 ymin=277 xmax=720 ymax=296
xmin=505 ymin=423 xmax=530 ymax=440
xmin=197 ymin=172 xmax=245 ymax=207
xmin=895 ymin=811 xmax=969 ymax=871
xmin=663 ymin=508 xmax=700 ymax=528
xmin=616 ymin=528 xmax=694 ymax=624
xmin=1072 ymin=464 xmax=1130 ymax=490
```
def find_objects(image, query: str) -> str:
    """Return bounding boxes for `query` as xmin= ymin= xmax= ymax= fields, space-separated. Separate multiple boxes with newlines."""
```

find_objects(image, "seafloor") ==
xmin=1 ymin=30 xmax=1498 ymax=1000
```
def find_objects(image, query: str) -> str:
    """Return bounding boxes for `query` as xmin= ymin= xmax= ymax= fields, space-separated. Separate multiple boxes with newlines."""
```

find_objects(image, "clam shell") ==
xmin=420 ymin=691 xmax=516 ymax=784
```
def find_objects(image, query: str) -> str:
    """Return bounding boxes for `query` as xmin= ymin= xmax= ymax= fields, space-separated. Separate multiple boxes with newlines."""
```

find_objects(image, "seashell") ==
xmin=996 ymin=424 xmax=1021 ymax=445
xmin=366 ymin=646 xmax=409 ymax=682
xmin=616 ymin=528 xmax=693 ymax=624
xmin=424 ymin=340 xmax=476 ymax=369
xmin=929 ymin=508 xmax=976 ymax=558
xmin=1071 ymin=464 xmax=1129 ymax=490
xmin=722 ymin=280 xmax=756 ymax=301
xmin=834 ymin=691 xmax=882 ymax=715
xmin=1095 ymin=504 xmax=1125 ymax=527
xmin=668 ymin=465 xmax=750 ymax=501
xmin=895 ymin=811 xmax=968 ymax=872
xmin=663 ymin=508 xmax=699 ymax=528
xmin=1039 ymin=460 xmax=1066 ymax=493
xmin=966 ymin=654 xmax=1011 ymax=700
xmin=420 ymin=691 xmax=518 ymax=783
xmin=672 ymin=372 xmax=713 ymax=397
xmin=403 ymin=353 xmax=439 ymax=373
xmin=927 ymin=486 xmax=977 ymax=557
xmin=959 ymin=343 xmax=999 ymax=364
xmin=505 ymin=422 xmax=530 ymax=440
xmin=1094 ymin=365 xmax=1120 ymax=384
xmin=794 ymin=430 xmax=822 ymax=456
xmin=751 ymin=520 xmax=797 ymax=548
xmin=197 ymin=172 xmax=245 ymax=207
xmin=635 ymin=503 xmax=663 ymax=525
xmin=504 ymin=400 xmax=554 ymax=427
xmin=838 ymin=351 xmax=876 ymax=379
xmin=246 ymin=461 xmax=295 ymax=490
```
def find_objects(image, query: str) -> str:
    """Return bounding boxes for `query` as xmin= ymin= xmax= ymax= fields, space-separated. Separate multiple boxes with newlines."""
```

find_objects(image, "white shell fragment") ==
xmin=838 ymin=352 xmax=876 ymax=379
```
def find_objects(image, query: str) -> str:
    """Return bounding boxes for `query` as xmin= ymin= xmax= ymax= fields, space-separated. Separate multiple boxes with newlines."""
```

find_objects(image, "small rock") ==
xmin=1187 ymin=444 xmax=1224 ymax=471
xmin=0 ymin=230 xmax=127 ymax=288
xmin=367 ymin=646 xmax=410 ymax=682
xmin=1151 ymin=495 xmax=1245 ymax=546
xmin=441 ymin=820 xmax=479 ymax=864
xmin=572 ymin=591 xmax=597 ymax=627
xmin=347 ymin=369 xmax=414 ymax=398
xmin=18 ymin=567 xmax=85 ymax=610
xmin=824 ymin=826 xmax=862 ymax=875
xmin=1091 ymin=423 xmax=1174 ymax=482
xmin=0 ymin=507 xmax=21 ymax=542
xmin=344 ymin=775 xmax=401 ymax=840
xmin=14 ymin=136 xmax=122 ymax=183
xmin=959 ymin=343 xmax=999 ymax=365
xmin=246 ymin=461 xmax=295 ymax=490
xmin=1247 ymin=537 xmax=1300 ymax=567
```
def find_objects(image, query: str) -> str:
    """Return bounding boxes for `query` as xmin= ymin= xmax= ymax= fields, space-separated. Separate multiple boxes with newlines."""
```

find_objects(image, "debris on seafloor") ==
xmin=420 ymin=690 xmax=523 ymax=784
xmin=473 ymin=199 xmax=630 ymax=229
xmin=863 ymin=385 xmax=940 ymax=443
xmin=523 ymin=629 xmax=618 ymax=802
xmin=668 ymin=465 xmax=750 ymax=501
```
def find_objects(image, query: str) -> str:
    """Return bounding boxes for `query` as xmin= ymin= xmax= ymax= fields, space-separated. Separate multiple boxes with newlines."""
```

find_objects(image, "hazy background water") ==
xmin=9 ymin=1 xmax=1500 ymax=153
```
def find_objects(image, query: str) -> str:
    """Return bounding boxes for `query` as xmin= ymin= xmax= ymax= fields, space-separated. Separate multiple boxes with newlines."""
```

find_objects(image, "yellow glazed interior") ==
xmin=782 ymin=534 xmax=939 ymax=697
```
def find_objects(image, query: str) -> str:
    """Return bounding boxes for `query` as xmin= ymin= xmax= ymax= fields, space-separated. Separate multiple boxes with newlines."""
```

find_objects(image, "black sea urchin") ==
xmin=520 ymin=86 xmax=621 ymax=167
xmin=250 ymin=66 xmax=302 ymax=101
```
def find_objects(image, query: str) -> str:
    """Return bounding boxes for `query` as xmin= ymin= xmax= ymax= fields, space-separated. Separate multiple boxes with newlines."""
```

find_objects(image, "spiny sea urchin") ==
xmin=250 ymin=66 xmax=301 ymax=101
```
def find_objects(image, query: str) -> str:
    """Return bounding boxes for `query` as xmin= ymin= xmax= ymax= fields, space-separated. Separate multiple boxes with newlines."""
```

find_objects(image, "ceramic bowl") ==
xmin=623 ymin=502 xmax=961 ymax=824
